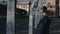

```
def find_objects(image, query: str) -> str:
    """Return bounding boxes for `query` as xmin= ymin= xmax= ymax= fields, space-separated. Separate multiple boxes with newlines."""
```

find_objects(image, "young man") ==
xmin=39 ymin=6 xmax=51 ymax=34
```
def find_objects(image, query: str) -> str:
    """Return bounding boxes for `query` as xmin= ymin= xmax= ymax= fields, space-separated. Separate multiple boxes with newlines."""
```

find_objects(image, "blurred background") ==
xmin=0 ymin=0 xmax=60 ymax=34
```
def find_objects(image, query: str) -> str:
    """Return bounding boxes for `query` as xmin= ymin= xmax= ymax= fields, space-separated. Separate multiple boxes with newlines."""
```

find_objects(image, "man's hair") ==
xmin=42 ymin=6 xmax=47 ymax=11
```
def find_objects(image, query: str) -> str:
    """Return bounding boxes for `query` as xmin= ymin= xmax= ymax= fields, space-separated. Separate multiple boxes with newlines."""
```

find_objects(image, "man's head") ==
xmin=41 ymin=6 xmax=47 ymax=13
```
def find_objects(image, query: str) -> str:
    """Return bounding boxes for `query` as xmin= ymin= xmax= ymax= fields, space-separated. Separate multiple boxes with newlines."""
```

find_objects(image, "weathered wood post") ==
xmin=29 ymin=0 xmax=37 ymax=34
xmin=29 ymin=1 xmax=33 ymax=34
xmin=6 ymin=0 xmax=15 ymax=34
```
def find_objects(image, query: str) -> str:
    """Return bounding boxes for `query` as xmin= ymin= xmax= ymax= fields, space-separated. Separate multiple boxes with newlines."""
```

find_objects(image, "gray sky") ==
xmin=0 ymin=0 xmax=30 ymax=4
xmin=17 ymin=0 xmax=30 ymax=4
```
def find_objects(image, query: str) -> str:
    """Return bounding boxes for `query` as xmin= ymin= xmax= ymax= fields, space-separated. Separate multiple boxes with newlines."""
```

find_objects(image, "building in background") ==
xmin=0 ymin=0 xmax=60 ymax=16
xmin=16 ymin=3 xmax=29 ymax=12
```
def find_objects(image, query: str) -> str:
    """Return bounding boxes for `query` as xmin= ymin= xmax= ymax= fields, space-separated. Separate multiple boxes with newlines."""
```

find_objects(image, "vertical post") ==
xmin=29 ymin=1 xmax=33 ymax=34
xmin=29 ymin=7 xmax=33 ymax=34
xmin=34 ymin=0 xmax=39 ymax=28
xmin=6 ymin=0 xmax=15 ymax=34
xmin=29 ymin=0 xmax=37 ymax=34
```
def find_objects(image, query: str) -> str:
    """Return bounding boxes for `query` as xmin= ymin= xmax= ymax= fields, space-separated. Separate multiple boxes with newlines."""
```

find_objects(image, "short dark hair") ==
xmin=42 ymin=6 xmax=47 ymax=13
xmin=42 ymin=6 xmax=47 ymax=11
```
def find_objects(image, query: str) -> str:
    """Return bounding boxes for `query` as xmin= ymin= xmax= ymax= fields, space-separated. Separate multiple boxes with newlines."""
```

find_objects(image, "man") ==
xmin=39 ymin=6 xmax=51 ymax=34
